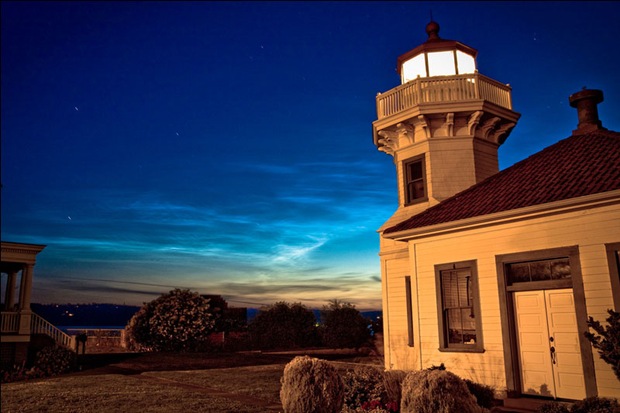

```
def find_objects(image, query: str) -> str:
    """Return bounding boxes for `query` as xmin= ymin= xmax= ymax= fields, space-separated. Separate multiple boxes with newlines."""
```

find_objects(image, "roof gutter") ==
xmin=382 ymin=189 xmax=620 ymax=241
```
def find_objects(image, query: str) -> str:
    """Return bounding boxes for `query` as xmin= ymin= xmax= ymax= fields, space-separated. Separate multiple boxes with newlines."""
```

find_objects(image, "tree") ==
xmin=248 ymin=301 xmax=319 ymax=350
xmin=320 ymin=300 xmax=372 ymax=349
xmin=584 ymin=309 xmax=620 ymax=381
xmin=124 ymin=289 xmax=215 ymax=352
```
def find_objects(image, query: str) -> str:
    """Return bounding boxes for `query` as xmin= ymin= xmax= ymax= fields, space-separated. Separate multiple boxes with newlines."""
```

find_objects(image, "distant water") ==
xmin=59 ymin=326 xmax=125 ymax=333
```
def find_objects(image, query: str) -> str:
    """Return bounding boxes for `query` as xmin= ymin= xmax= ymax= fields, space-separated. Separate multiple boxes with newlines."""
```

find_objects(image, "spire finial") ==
xmin=426 ymin=20 xmax=440 ymax=40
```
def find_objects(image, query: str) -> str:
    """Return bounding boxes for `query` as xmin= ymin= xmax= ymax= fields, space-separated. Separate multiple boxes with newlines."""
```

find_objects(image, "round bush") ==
xmin=124 ymin=289 xmax=215 ymax=352
xmin=400 ymin=369 xmax=484 ymax=413
xmin=280 ymin=355 xmax=344 ymax=413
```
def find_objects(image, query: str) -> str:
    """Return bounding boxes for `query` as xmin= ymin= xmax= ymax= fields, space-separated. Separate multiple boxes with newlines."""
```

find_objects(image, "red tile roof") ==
xmin=383 ymin=129 xmax=620 ymax=235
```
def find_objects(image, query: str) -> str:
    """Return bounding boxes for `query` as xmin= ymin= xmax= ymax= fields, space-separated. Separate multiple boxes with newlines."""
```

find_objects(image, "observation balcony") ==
xmin=376 ymin=72 xmax=513 ymax=120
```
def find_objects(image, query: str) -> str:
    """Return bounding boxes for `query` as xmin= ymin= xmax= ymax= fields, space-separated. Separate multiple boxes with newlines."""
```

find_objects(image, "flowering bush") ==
xmin=124 ymin=289 xmax=215 ymax=352
xmin=342 ymin=365 xmax=388 ymax=411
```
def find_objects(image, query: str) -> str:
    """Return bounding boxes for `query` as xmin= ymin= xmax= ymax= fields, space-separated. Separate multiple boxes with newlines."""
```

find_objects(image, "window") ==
xmin=435 ymin=260 xmax=483 ymax=352
xmin=506 ymin=257 xmax=571 ymax=285
xmin=403 ymin=156 xmax=427 ymax=205
xmin=606 ymin=243 xmax=620 ymax=311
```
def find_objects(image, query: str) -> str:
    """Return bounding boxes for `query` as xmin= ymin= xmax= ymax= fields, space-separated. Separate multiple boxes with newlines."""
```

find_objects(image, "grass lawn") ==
xmin=1 ymin=350 xmax=383 ymax=412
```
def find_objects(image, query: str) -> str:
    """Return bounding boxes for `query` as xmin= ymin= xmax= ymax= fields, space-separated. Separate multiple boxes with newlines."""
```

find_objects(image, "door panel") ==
xmin=513 ymin=289 xmax=586 ymax=400
xmin=545 ymin=290 xmax=586 ymax=399
xmin=514 ymin=291 xmax=555 ymax=396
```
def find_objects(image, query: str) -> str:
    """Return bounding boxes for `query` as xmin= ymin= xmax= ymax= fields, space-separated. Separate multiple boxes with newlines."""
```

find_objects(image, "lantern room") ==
xmin=397 ymin=21 xmax=477 ymax=83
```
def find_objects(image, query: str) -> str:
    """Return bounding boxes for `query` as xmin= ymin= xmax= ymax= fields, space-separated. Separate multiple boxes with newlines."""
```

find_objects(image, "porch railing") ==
xmin=1 ymin=311 xmax=20 ymax=332
xmin=376 ymin=73 xmax=513 ymax=119
xmin=31 ymin=312 xmax=76 ymax=350
xmin=1 ymin=311 xmax=75 ymax=351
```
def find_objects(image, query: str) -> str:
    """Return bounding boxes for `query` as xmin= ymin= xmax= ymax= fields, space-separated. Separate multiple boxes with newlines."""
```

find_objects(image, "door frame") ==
xmin=496 ymin=246 xmax=597 ymax=399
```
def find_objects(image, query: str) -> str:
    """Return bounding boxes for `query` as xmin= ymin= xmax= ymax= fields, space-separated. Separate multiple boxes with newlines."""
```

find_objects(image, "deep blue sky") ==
xmin=2 ymin=1 xmax=619 ymax=310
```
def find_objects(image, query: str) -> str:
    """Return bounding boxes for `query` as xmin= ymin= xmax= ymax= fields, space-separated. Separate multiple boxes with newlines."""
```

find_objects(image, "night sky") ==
xmin=2 ymin=1 xmax=619 ymax=310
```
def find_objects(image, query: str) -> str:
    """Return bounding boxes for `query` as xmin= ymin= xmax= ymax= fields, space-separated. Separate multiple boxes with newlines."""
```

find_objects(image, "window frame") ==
xmin=605 ymin=242 xmax=620 ymax=311
xmin=435 ymin=260 xmax=484 ymax=353
xmin=403 ymin=155 xmax=428 ymax=206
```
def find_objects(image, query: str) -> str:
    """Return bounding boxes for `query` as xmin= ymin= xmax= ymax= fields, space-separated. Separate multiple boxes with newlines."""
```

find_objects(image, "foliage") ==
xmin=124 ymin=289 xmax=215 ymax=352
xmin=320 ymin=300 xmax=372 ymax=349
xmin=34 ymin=344 xmax=76 ymax=376
xmin=400 ymin=368 xmax=484 ymax=413
xmin=538 ymin=402 xmax=570 ymax=413
xmin=1 ymin=345 xmax=76 ymax=383
xmin=248 ymin=301 xmax=319 ymax=350
xmin=464 ymin=379 xmax=496 ymax=409
xmin=342 ymin=365 xmax=388 ymax=410
xmin=584 ymin=309 xmax=620 ymax=381
xmin=570 ymin=397 xmax=619 ymax=413
xmin=280 ymin=355 xmax=344 ymax=413
xmin=382 ymin=370 xmax=408 ymax=409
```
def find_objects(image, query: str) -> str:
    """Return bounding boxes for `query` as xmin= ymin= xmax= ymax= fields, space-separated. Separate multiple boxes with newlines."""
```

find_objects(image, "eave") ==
xmin=381 ymin=189 xmax=620 ymax=241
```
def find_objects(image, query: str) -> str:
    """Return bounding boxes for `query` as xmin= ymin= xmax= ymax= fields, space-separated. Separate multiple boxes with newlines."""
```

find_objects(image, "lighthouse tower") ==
xmin=373 ymin=22 xmax=520 ymax=230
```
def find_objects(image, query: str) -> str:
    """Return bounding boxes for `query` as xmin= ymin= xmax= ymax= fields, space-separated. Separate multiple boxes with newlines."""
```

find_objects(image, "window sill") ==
xmin=438 ymin=347 xmax=485 ymax=354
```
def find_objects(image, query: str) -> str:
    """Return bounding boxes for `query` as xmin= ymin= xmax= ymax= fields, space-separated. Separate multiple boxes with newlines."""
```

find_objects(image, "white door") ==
xmin=514 ymin=289 xmax=586 ymax=399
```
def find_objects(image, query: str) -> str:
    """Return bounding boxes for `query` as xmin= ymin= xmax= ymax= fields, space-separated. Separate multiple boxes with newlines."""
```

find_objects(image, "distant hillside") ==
xmin=31 ymin=303 xmax=382 ymax=328
xmin=31 ymin=303 xmax=140 ymax=327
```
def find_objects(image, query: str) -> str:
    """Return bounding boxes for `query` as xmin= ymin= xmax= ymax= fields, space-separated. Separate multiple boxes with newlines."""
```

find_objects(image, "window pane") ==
xmin=402 ymin=54 xmax=426 ymax=83
xmin=507 ymin=257 xmax=571 ymax=285
xmin=446 ymin=309 xmax=462 ymax=343
xmin=457 ymin=270 xmax=471 ymax=307
xmin=462 ymin=307 xmax=477 ymax=345
xmin=408 ymin=161 xmax=423 ymax=180
xmin=508 ymin=262 xmax=530 ymax=283
xmin=550 ymin=259 xmax=571 ymax=279
xmin=442 ymin=271 xmax=458 ymax=308
xmin=456 ymin=50 xmax=476 ymax=74
xmin=427 ymin=51 xmax=456 ymax=76
xmin=412 ymin=181 xmax=425 ymax=199
xmin=530 ymin=261 xmax=551 ymax=281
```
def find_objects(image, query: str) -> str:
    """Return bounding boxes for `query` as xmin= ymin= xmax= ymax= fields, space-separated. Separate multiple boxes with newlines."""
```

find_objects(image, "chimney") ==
xmin=569 ymin=88 xmax=606 ymax=135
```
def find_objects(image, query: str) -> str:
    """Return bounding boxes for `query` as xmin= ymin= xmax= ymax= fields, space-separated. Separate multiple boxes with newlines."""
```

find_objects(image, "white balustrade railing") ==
xmin=30 ymin=312 xmax=76 ymax=350
xmin=1 ymin=311 xmax=20 ymax=332
xmin=376 ymin=73 xmax=513 ymax=119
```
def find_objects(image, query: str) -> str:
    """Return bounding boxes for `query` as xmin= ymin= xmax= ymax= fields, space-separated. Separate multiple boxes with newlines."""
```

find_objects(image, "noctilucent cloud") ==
xmin=2 ymin=2 xmax=619 ymax=310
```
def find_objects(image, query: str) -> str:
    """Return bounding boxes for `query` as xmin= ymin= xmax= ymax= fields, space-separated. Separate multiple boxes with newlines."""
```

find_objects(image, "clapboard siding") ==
xmin=382 ymin=200 xmax=620 ymax=397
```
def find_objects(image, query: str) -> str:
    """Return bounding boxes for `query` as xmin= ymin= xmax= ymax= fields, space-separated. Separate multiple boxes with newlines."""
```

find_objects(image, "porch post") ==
xmin=5 ymin=271 xmax=18 ymax=309
xmin=18 ymin=264 xmax=34 ymax=310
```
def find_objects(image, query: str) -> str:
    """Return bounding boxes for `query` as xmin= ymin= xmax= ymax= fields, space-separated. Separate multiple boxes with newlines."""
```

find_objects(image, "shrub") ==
xmin=34 ymin=345 xmax=76 ymax=377
xmin=538 ymin=401 xmax=570 ymax=413
xmin=400 ymin=369 xmax=484 ymax=413
xmin=320 ymin=300 xmax=372 ymax=350
xmin=342 ymin=365 xmax=387 ymax=410
xmin=280 ymin=356 xmax=344 ymax=413
xmin=570 ymin=396 xmax=619 ymax=413
xmin=249 ymin=301 xmax=319 ymax=350
xmin=584 ymin=309 xmax=620 ymax=381
xmin=124 ymin=289 xmax=215 ymax=352
xmin=382 ymin=370 xmax=407 ymax=409
xmin=464 ymin=379 xmax=496 ymax=409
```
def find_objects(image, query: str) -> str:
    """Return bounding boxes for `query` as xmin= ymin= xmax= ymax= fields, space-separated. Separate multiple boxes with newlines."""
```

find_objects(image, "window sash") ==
xmin=436 ymin=260 xmax=483 ymax=352
xmin=404 ymin=156 xmax=426 ymax=205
